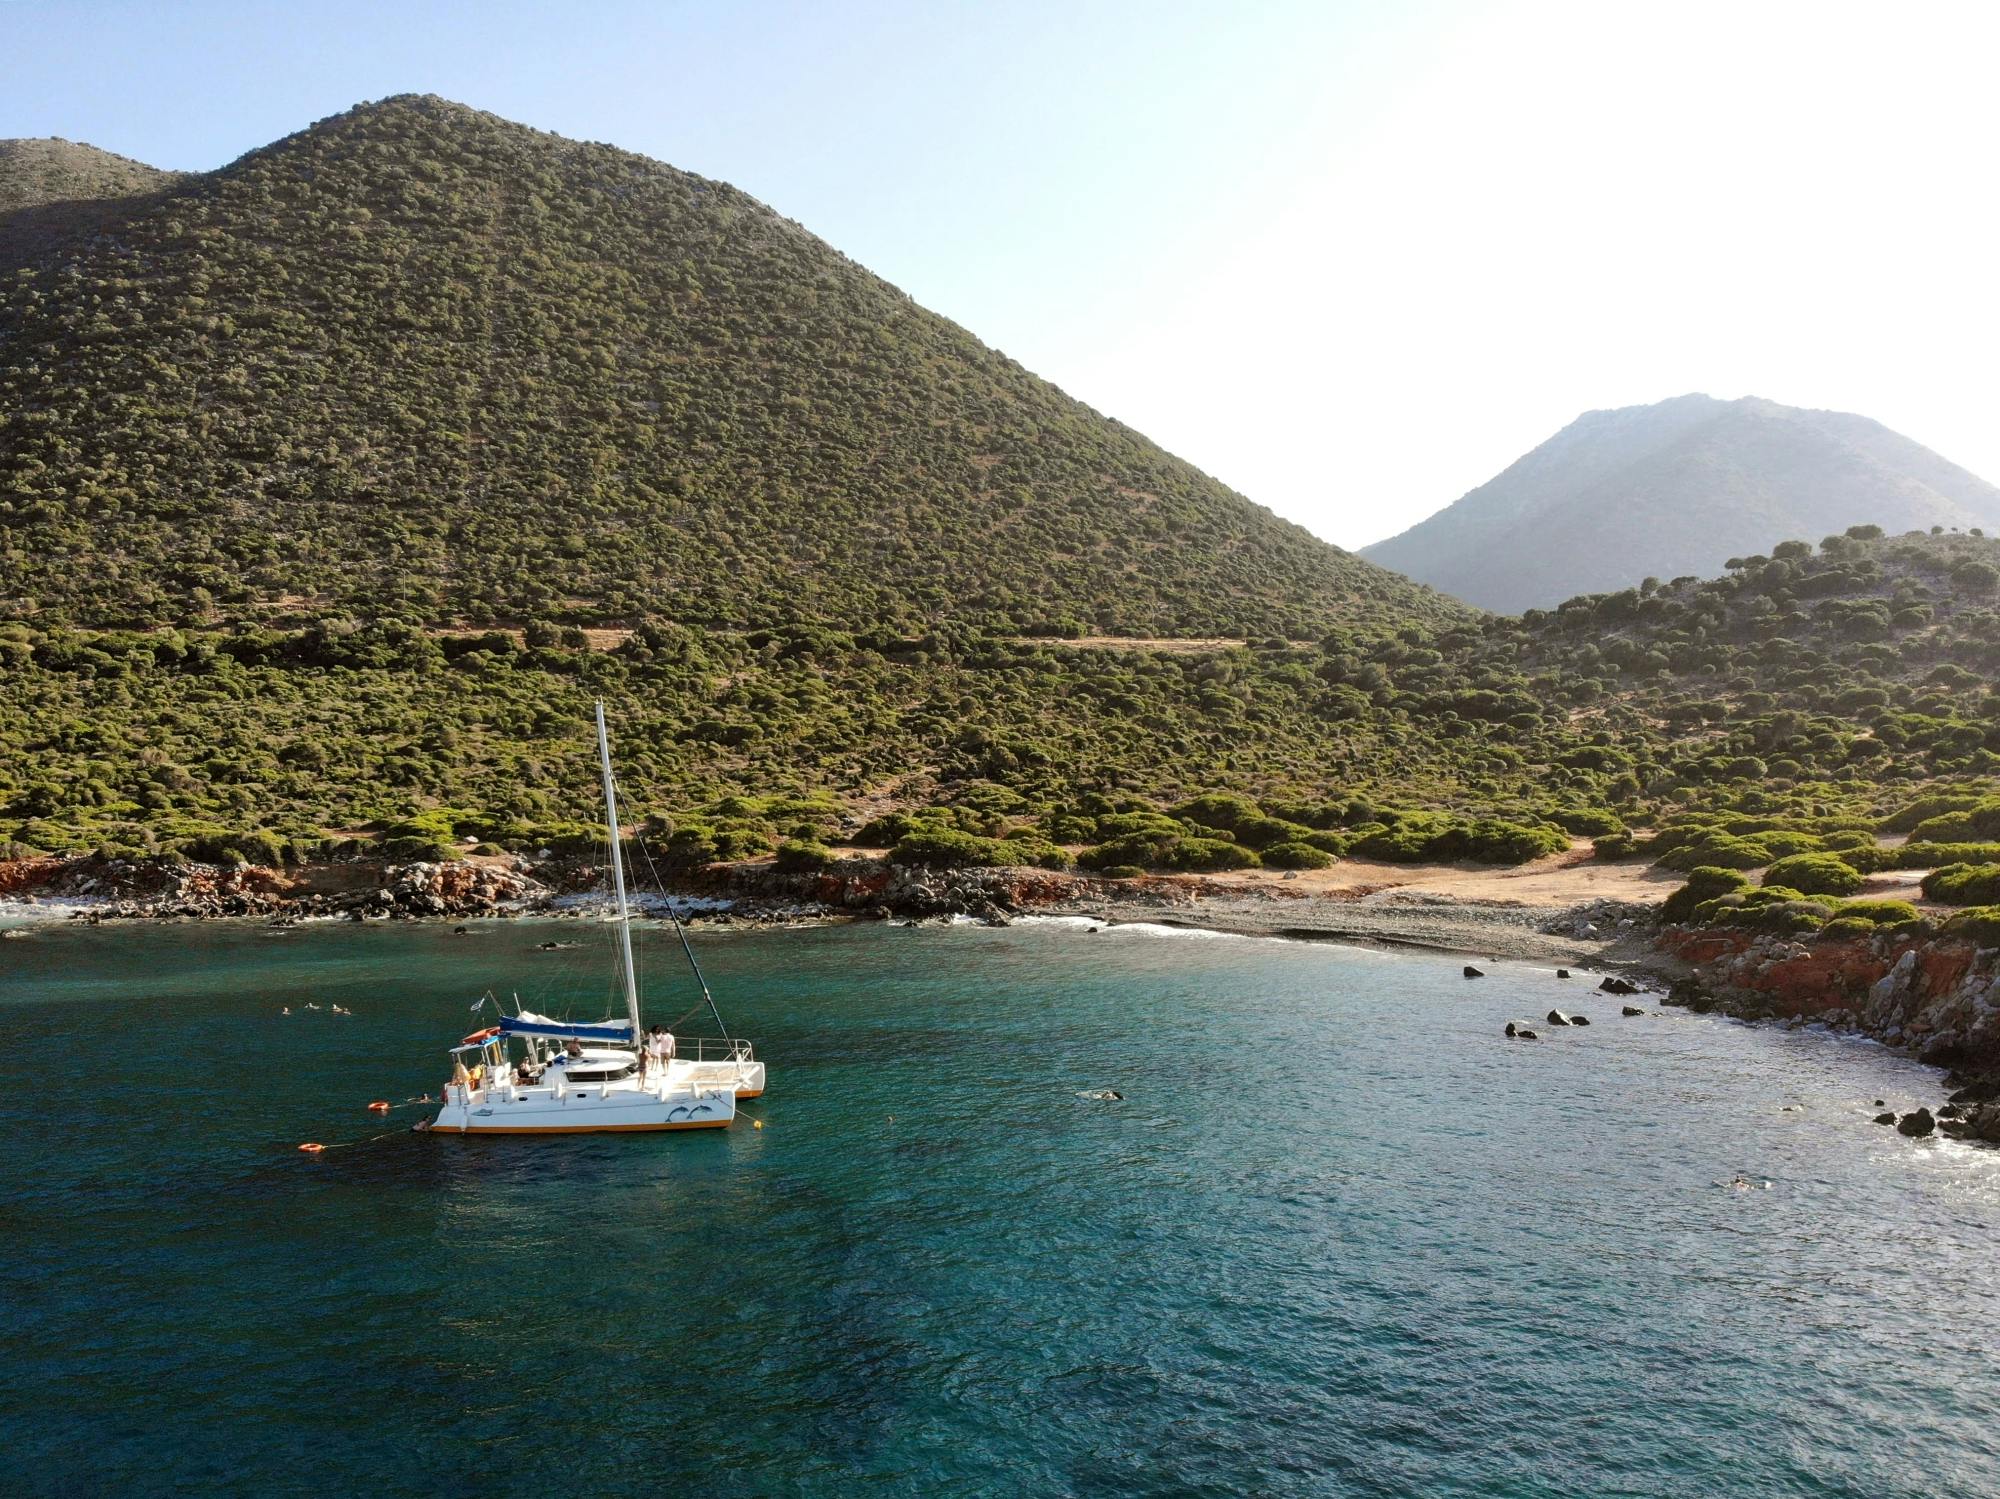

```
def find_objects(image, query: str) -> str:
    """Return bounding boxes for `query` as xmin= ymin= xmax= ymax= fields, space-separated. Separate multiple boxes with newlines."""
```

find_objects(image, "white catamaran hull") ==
xmin=432 ymin=1080 xmax=735 ymax=1134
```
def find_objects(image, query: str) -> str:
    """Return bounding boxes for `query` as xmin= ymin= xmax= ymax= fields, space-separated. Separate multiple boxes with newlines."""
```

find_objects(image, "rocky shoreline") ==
xmin=0 ymin=851 xmax=1659 ymax=962
xmin=7 ymin=852 xmax=1994 ymax=1141
xmin=1657 ymin=923 xmax=2000 ymax=1142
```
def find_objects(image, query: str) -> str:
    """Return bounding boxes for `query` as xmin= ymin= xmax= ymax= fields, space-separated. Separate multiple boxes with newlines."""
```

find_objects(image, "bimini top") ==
xmin=499 ymin=1011 xmax=639 ymax=1045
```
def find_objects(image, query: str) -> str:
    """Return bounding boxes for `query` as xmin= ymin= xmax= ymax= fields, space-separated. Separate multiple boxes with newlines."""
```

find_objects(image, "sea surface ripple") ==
xmin=2 ymin=918 xmax=1997 ymax=1496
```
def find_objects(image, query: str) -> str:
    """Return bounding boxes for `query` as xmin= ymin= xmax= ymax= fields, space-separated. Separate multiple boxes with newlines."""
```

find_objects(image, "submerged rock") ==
xmin=1570 ymin=1014 xmax=1591 ymax=1026
xmin=1622 ymin=1005 xmax=1645 ymax=1017
xmin=1546 ymin=1010 xmax=1572 ymax=1026
xmin=1515 ymin=1027 xmax=1540 ymax=1040
xmin=1504 ymin=1022 xmax=1517 ymax=1037
xmin=1896 ymin=1108 xmax=1936 ymax=1138
xmin=1873 ymin=1111 xmax=1899 ymax=1125
xmin=1464 ymin=965 xmax=1485 ymax=979
xmin=1598 ymin=976 xmax=1641 ymax=996
xmin=1555 ymin=968 xmax=1571 ymax=979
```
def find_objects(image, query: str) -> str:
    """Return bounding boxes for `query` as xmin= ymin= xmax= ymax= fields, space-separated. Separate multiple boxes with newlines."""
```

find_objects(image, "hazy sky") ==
xmin=6 ymin=0 xmax=1998 ymax=549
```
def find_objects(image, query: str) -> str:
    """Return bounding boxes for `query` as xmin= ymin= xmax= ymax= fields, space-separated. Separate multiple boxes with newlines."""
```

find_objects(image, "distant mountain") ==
xmin=1361 ymin=394 xmax=2000 ymax=613
xmin=0 ymin=96 xmax=1456 ymax=639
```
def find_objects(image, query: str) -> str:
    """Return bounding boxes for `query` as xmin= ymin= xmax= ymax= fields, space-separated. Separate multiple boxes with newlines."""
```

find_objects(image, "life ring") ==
xmin=297 ymin=1142 xmax=326 ymax=1154
xmin=461 ymin=1025 xmax=501 ymax=1045
xmin=367 ymin=1101 xmax=390 ymax=1113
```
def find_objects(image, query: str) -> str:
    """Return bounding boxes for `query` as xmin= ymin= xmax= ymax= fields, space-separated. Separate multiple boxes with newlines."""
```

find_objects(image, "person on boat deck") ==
xmin=562 ymin=1039 xmax=583 ymax=1061
xmin=647 ymin=1025 xmax=675 ymax=1065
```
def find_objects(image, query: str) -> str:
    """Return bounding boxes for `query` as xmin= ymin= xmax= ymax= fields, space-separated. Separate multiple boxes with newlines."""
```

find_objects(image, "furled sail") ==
xmin=498 ymin=1011 xmax=638 ymax=1044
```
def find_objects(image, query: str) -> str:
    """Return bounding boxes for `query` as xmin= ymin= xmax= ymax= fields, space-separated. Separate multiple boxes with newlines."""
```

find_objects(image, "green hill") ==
xmin=4 ymin=100 xmax=1997 ymax=874
xmin=0 ymin=137 xmax=185 ymax=271
xmin=1363 ymin=395 xmax=2000 ymax=613
xmin=0 ymin=95 xmax=1450 ymax=639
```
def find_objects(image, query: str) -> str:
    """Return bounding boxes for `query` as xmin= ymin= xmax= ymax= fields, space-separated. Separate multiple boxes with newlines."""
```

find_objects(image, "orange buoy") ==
xmin=367 ymin=1101 xmax=390 ymax=1113
xmin=297 ymin=1142 xmax=326 ymax=1154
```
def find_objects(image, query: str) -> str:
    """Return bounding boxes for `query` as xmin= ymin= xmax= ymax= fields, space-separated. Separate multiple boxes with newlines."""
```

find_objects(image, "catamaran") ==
xmin=428 ymin=702 xmax=766 ymax=1135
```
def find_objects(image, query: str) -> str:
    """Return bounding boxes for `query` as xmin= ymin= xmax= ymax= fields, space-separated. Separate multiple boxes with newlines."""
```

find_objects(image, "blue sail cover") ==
xmin=498 ymin=1012 xmax=638 ymax=1044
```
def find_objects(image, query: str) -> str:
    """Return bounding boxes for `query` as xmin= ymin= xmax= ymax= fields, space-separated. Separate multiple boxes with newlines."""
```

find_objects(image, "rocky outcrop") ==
xmin=25 ymin=854 xmax=544 ymax=921
xmin=1543 ymin=900 xmax=1653 ymax=941
xmin=1897 ymin=1107 xmax=1937 ymax=1138
xmin=695 ymin=859 xmax=1093 ymax=922
xmin=312 ymin=861 xmax=546 ymax=919
xmin=1658 ymin=924 xmax=2000 ymax=1096
xmin=56 ymin=858 xmax=299 ymax=919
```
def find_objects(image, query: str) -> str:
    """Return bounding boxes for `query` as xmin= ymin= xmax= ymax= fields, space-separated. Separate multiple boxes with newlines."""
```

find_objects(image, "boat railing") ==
xmin=672 ymin=1037 xmax=754 ymax=1064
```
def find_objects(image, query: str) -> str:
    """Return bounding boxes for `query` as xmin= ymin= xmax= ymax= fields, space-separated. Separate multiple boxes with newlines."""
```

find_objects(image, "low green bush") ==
xmin=1078 ymin=831 xmax=1179 ymax=871
xmin=773 ymin=839 xmax=833 ymax=873
xmin=378 ymin=833 xmax=461 ymax=863
xmin=1661 ymin=838 xmax=1765 ymax=871
xmin=888 ymin=830 xmax=1017 ymax=868
xmin=1909 ymin=800 xmax=2000 ymax=844
xmin=1826 ymin=899 xmax=1920 ymax=926
xmin=1349 ymin=814 xmax=1564 ymax=865
xmin=1663 ymin=866 xmax=1750 ymax=922
xmin=1921 ymin=863 xmax=2000 ymax=905
xmin=1165 ymin=838 xmax=1261 ymax=873
xmin=1850 ymin=840 xmax=2000 ymax=873
xmin=1693 ymin=886 xmax=1833 ymax=933
xmin=1170 ymin=793 xmax=1264 ymax=833
xmin=1879 ymin=793 xmax=1994 ymax=835
xmin=1762 ymin=853 xmax=1863 ymax=896
xmin=1942 ymin=906 xmax=2000 ymax=946
xmin=1232 ymin=815 xmax=1318 ymax=851
xmin=1261 ymin=840 xmax=1335 ymax=870
xmin=1550 ymin=808 xmax=1625 ymax=837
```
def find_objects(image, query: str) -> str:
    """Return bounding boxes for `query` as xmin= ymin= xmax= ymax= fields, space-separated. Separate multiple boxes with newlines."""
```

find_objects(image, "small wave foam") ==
xmin=545 ymin=892 xmax=736 ymax=915
xmin=0 ymin=897 xmax=100 ymax=925
xmin=1013 ymin=915 xmax=1251 ymax=941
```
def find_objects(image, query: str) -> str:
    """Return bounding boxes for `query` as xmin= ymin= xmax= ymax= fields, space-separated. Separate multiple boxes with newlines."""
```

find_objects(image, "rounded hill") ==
xmin=0 ymin=95 xmax=1457 ymax=638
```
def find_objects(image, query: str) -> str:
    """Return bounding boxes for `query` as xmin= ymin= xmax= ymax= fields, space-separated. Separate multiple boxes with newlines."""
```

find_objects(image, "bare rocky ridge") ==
xmin=1363 ymin=394 xmax=2000 ymax=612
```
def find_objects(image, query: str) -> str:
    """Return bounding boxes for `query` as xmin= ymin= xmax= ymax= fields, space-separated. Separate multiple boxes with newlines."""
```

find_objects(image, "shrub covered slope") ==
xmin=0 ymin=96 xmax=1451 ymax=639
xmin=7 ymin=103 xmax=2000 ymax=874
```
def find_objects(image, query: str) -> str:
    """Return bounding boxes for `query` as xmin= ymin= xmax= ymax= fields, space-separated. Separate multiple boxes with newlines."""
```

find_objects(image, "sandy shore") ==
xmin=1032 ymin=842 xmax=1683 ymax=971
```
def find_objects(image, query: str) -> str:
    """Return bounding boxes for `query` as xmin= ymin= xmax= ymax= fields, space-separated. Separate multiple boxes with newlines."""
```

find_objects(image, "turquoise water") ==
xmin=3 ymin=916 xmax=1998 ymax=1497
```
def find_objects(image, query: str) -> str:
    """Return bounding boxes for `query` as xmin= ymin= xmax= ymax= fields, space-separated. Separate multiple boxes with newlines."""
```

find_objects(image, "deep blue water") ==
xmin=2 ymin=914 xmax=1998 ymax=1497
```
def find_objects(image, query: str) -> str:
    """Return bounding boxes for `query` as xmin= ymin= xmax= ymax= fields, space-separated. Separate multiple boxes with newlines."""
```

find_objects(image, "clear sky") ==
xmin=6 ymin=0 xmax=1998 ymax=549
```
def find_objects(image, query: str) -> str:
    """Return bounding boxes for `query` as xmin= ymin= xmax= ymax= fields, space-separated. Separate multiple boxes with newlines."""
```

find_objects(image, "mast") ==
xmin=594 ymin=700 xmax=643 ymax=1046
